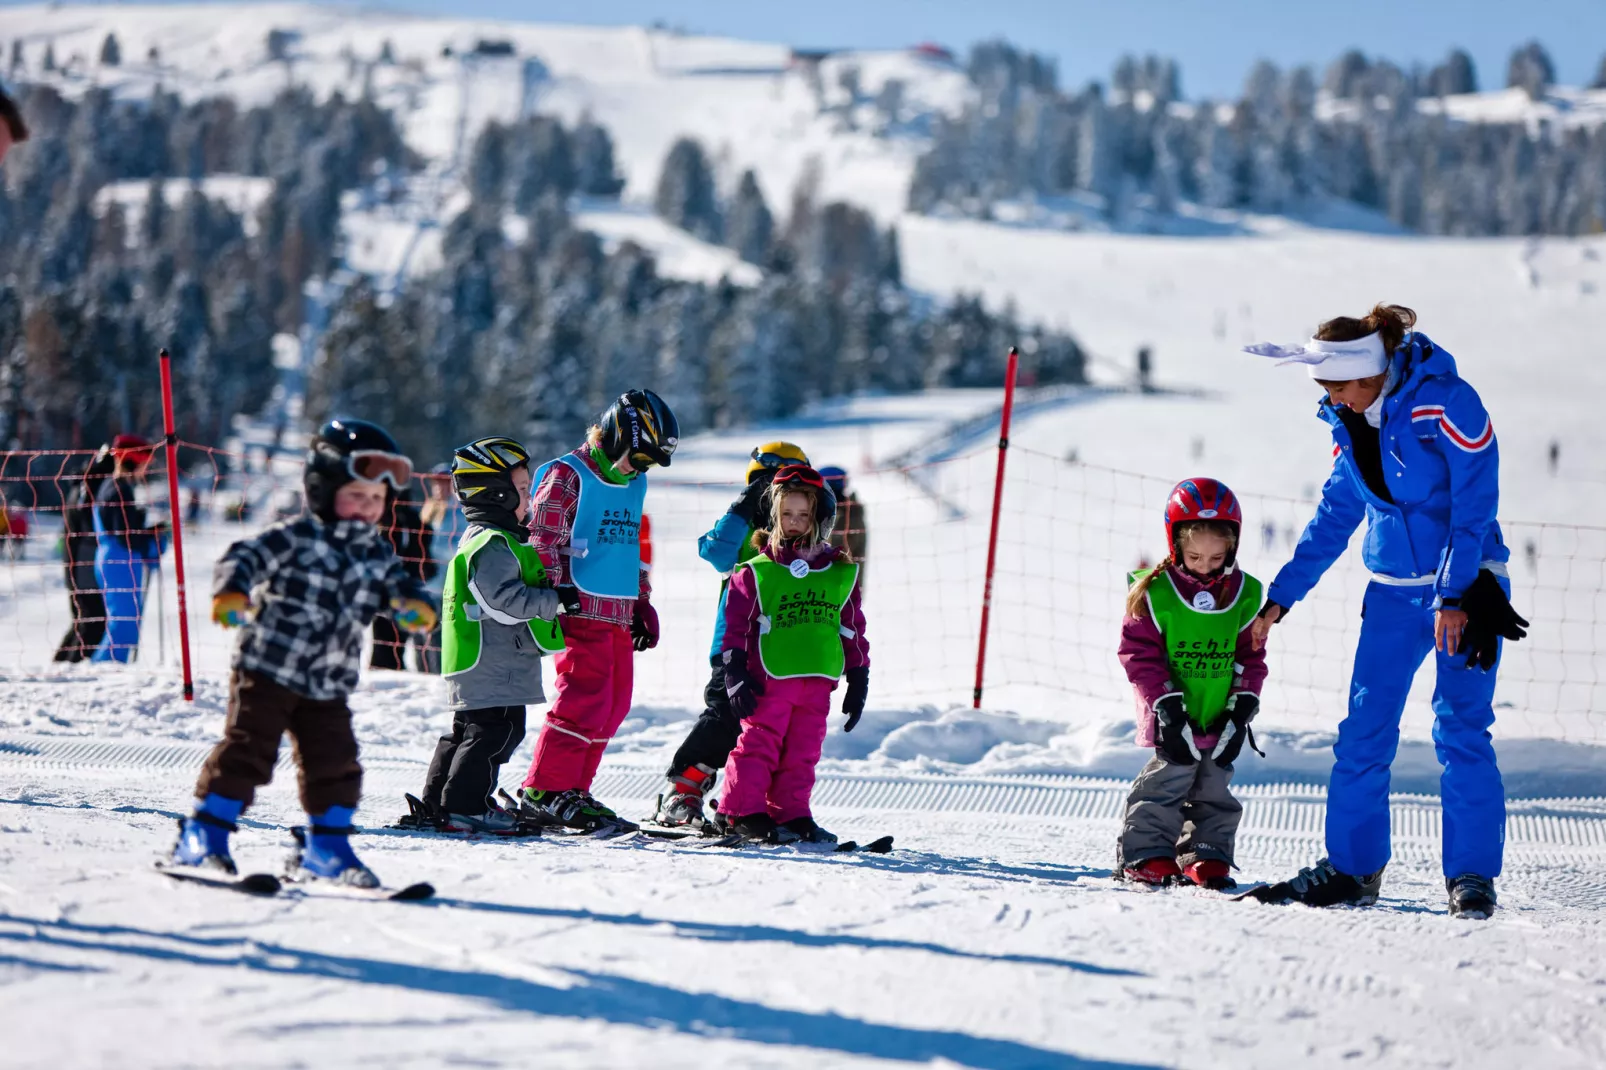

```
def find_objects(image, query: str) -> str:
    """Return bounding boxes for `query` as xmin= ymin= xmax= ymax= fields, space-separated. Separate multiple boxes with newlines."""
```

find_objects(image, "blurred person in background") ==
xmin=92 ymin=435 xmax=168 ymax=662
xmin=0 ymin=85 xmax=29 ymax=166
xmin=370 ymin=483 xmax=439 ymax=672
xmin=417 ymin=463 xmax=464 ymax=673
xmin=54 ymin=444 xmax=118 ymax=661
xmin=821 ymin=466 xmax=867 ymax=588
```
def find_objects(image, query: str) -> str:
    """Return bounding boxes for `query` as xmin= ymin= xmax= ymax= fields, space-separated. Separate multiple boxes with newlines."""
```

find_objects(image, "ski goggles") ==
xmin=347 ymin=450 xmax=414 ymax=488
xmin=770 ymin=463 xmax=826 ymax=490
xmin=750 ymin=449 xmax=800 ymax=471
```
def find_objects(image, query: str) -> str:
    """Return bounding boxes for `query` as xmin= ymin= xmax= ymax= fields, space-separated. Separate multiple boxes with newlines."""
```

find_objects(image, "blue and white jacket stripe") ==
xmin=1266 ymin=332 xmax=1508 ymax=609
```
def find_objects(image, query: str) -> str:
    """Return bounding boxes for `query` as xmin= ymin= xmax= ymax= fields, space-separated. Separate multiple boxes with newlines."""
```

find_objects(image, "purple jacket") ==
xmin=1119 ymin=565 xmax=1268 ymax=747
xmin=723 ymin=539 xmax=870 ymax=679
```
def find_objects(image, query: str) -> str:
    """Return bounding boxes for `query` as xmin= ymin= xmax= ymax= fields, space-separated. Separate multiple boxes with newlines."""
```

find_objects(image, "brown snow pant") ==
xmin=1117 ymin=752 xmax=1242 ymax=870
xmin=194 ymin=669 xmax=362 ymax=813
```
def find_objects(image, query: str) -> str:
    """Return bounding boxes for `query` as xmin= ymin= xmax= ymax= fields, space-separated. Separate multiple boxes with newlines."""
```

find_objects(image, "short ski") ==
xmin=388 ymin=793 xmax=544 ymax=838
xmin=281 ymin=876 xmax=435 ymax=901
xmin=156 ymin=861 xmax=281 ymax=896
xmin=496 ymin=788 xmax=639 ymax=840
xmin=692 ymin=833 xmax=895 ymax=854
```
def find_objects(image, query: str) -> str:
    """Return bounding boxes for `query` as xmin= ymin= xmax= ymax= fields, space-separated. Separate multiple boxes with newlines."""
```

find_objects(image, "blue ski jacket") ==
xmin=699 ymin=508 xmax=757 ymax=659
xmin=1267 ymin=332 xmax=1508 ymax=610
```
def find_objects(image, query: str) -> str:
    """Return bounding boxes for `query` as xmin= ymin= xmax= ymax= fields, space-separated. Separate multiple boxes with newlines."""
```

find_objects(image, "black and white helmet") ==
xmin=598 ymin=389 xmax=678 ymax=469
xmin=303 ymin=418 xmax=412 ymax=523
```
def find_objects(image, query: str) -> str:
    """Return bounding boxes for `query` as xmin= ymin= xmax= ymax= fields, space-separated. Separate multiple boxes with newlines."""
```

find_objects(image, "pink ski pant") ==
xmin=522 ymin=616 xmax=634 ymax=792
xmin=718 ymin=676 xmax=835 ymax=823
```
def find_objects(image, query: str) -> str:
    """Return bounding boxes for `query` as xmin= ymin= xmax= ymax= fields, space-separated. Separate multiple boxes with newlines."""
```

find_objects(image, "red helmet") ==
xmin=1164 ymin=478 xmax=1242 ymax=564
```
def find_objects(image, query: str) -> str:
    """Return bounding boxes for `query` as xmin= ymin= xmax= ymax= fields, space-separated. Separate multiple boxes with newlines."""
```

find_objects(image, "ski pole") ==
xmin=158 ymin=348 xmax=195 ymax=701
xmin=973 ymin=346 xmax=1018 ymax=709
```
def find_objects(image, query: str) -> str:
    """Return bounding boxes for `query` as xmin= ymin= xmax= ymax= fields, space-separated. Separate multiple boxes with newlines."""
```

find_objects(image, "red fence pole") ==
xmin=158 ymin=348 xmax=195 ymax=701
xmin=973 ymin=346 xmax=1019 ymax=709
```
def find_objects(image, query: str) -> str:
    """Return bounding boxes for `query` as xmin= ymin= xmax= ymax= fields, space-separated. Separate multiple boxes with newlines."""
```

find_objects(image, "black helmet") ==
xmin=452 ymin=436 xmax=531 ymax=532
xmin=303 ymin=418 xmax=412 ymax=523
xmin=598 ymin=389 xmax=678 ymax=469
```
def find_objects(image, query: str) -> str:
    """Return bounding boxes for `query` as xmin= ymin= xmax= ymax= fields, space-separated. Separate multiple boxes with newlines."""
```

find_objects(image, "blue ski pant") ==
xmin=91 ymin=549 xmax=148 ymax=664
xmin=1327 ymin=581 xmax=1507 ymax=880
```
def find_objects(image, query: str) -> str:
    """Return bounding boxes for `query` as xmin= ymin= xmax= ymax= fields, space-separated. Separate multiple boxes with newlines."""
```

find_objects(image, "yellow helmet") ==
xmin=746 ymin=441 xmax=809 ymax=483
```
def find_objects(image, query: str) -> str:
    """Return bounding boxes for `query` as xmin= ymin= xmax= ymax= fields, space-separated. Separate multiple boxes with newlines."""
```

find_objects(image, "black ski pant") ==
xmin=664 ymin=657 xmax=741 ymax=779
xmin=423 ymin=705 xmax=528 ymax=816
xmin=54 ymin=587 xmax=107 ymax=663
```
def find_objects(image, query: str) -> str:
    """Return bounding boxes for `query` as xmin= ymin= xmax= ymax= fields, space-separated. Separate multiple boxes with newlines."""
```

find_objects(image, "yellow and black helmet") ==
xmin=451 ymin=436 xmax=531 ymax=506
xmin=746 ymin=441 xmax=809 ymax=484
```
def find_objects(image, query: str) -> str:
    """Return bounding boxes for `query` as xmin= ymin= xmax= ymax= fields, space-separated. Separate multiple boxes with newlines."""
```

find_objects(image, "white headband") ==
xmin=1242 ymin=330 xmax=1388 ymax=381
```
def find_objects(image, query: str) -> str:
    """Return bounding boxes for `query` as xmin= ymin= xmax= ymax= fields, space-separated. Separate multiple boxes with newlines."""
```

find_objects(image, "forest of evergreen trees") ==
xmin=308 ymin=119 xmax=1083 ymax=465
xmin=910 ymin=40 xmax=1606 ymax=236
xmin=0 ymin=80 xmax=412 ymax=450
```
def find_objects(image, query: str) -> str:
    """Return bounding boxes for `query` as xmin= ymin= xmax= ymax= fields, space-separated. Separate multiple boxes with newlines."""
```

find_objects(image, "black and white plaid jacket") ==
xmin=215 ymin=515 xmax=430 ymax=700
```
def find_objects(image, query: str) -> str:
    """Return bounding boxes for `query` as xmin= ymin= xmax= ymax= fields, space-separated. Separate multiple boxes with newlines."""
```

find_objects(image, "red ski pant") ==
xmin=521 ymin=616 xmax=634 ymax=792
xmin=718 ymin=676 xmax=835 ymax=824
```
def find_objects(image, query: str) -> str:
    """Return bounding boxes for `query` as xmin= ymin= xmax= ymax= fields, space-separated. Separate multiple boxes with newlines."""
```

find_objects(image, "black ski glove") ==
xmin=631 ymin=598 xmax=660 ymax=652
xmin=723 ymin=648 xmax=765 ymax=720
xmin=553 ymin=584 xmax=583 ymax=616
xmin=1153 ymin=694 xmax=1197 ymax=766
xmin=1257 ymin=600 xmax=1289 ymax=622
xmin=841 ymin=666 xmax=869 ymax=732
xmin=729 ymin=471 xmax=775 ymax=525
xmin=1456 ymin=569 xmax=1529 ymax=671
xmin=1214 ymin=692 xmax=1263 ymax=768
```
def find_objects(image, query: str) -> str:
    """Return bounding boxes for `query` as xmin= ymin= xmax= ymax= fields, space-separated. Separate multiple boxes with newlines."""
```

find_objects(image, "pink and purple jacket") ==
xmin=1119 ymin=565 xmax=1268 ymax=748
xmin=527 ymin=447 xmax=650 ymax=626
xmin=721 ymin=540 xmax=870 ymax=677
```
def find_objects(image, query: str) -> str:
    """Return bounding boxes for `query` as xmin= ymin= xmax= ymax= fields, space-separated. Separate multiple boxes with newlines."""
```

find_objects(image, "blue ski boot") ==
xmin=288 ymin=806 xmax=379 ymax=888
xmin=171 ymin=793 xmax=244 ymax=874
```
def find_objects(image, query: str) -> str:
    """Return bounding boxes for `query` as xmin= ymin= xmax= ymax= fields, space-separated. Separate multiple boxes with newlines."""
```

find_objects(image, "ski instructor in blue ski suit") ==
xmin=1242 ymin=303 xmax=1528 ymax=919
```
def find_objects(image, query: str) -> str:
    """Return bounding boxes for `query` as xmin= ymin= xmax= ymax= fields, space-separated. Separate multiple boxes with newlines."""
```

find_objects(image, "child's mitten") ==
xmin=631 ymin=598 xmax=660 ymax=652
xmin=1213 ymin=692 xmax=1262 ymax=767
xmin=1153 ymin=694 xmax=1198 ymax=765
xmin=553 ymin=584 xmax=583 ymax=615
xmin=841 ymin=666 xmax=868 ymax=732
xmin=392 ymin=598 xmax=438 ymax=634
xmin=723 ymin=648 xmax=765 ymax=719
xmin=211 ymin=590 xmax=251 ymax=628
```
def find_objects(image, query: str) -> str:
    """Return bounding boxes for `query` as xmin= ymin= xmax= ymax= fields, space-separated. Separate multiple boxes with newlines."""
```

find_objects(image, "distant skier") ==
xmin=716 ymin=464 xmax=869 ymax=844
xmin=1117 ymin=478 xmax=1267 ymax=889
xmin=1244 ymin=304 xmax=1528 ymax=919
xmin=1548 ymin=439 xmax=1560 ymax=476
xmin=53 ymin=444 xmax=117 ymax=662
xmin=91 ymin=435 xmax=167 ymax=663
xmin=169 ymin=419 xmax=437 ymax=887
xmin=820 ymin=465 xmax=868 ymax=590
xmin=421 ymin=437 xmax=564 ymax=832
xmin=0 ymin=85 xmax=28 ymax=166
xmin=512 ymin=390 xmax=676 ymax=832
xmin=653 ymin=441 xmax=811 ymax=829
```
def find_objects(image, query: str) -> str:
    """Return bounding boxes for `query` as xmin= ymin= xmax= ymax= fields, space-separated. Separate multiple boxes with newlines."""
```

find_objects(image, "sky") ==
xmin=336 ymin=0 xmax=1606 ymax=99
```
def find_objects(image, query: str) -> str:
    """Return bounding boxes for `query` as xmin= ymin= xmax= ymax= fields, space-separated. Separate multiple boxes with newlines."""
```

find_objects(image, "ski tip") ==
xmin=390 ymin=882 xmax=435 ymax=901
xmin=834 ymin=841 xmax=859 ymax=852
xmin=863 ymin=835 xmax=895 ymax=854
xmin=239 ymin=873 xmax=284 ymax=895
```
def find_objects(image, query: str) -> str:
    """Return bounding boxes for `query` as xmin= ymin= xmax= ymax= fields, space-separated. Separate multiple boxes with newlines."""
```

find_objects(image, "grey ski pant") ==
xmin=1118 ymin=753 xmax=1242 ymax=869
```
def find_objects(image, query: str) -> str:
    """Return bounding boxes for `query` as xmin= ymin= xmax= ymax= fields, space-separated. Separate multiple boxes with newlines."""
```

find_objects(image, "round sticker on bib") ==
xmin=1192 ymin=590 xmax=1217 ymax=611
xmin=789 ymin=558 xmax=811 ymax=579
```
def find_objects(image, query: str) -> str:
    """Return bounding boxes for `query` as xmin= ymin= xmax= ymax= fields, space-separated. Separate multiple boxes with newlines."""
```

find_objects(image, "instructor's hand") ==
xmin=1435 ymin=608 xmax=1468 ymax=656
xmin=1250 ymin=602 xmax=1283 ymax=651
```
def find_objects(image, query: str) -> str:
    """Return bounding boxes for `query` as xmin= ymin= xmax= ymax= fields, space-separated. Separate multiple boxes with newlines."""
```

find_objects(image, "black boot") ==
xmin=781 ymin=816 xmax=837 ymax=844
xmin=728 ymin=813 xmax=780 ymax=842
xmin=1243 ymin=858 xmax=1385 ymax=906
xmin=1447 ymin=874 xmax=1497 ymax=919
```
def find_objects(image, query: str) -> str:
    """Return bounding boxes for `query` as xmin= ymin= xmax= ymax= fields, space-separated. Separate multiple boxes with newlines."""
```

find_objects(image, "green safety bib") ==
xmin=747 ymin=556 xmax=861 ymax=680
xmin=442 ymin=528 xmax=565 ymax=676
xmin=1130 ymin=567 xmax=1263 ymax=731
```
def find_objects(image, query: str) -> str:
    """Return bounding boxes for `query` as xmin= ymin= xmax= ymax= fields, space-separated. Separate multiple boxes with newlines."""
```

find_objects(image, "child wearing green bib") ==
xmin=421 ymin=437 xmax=567 ymax=833
xmin=717 ymin=465 xmax=870 ymax=844
xmin=1117 ymin=478 xmax=1268 ymax=889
